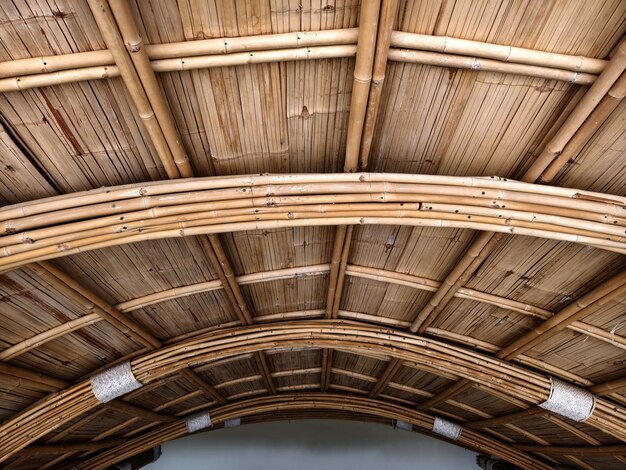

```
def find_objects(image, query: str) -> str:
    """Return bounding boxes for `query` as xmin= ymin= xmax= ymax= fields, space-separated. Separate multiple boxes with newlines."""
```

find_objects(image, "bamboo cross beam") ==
xmin=0 ymin=362 xmax=68 ymax=391
xmin=590 ymin=375 xmax=626 ymax=396
xmin=514 ymin=444 xmax=626 ymax=457
xmin=106 ymin=399 xmax=176 ymax=423
xmin=368 ymin=358 xmax=402 ymax=398
xmin=359 ymin=0 xmax=399 ymax=170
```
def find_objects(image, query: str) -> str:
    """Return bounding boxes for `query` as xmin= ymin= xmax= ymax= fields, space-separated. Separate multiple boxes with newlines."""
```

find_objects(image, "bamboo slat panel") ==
xmin=127 ymin=290 xmax=238 ymax=340
xmin=395 ymin=0 xmax=626 ymax=58
xmin=331 ymin=350 xmax=388 ymax=380
xmin=220 ymin=227 xmax=333 ymax=275
xmin=464 ymin=236 xmax=625 ymax=311
xmin=266 ymin=347 xmax=322 ymax=372
xmin=52 ymin=238 xmax=220 ymax=303
xmin=369 ymin=64 xmax=580 ymax=176
xmin=349 ymin=226 xmax=474 ymax=280
xmin=242 ymin=276 xmax=328 ymax=317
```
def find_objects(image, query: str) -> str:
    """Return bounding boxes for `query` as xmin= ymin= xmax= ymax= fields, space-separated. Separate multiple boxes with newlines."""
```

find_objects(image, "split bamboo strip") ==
xmin=524 ymin=38 xmax=626 ymax=182
xmin=541 ymin=72 xmax=626 ymax=182
xmin=359 ymin=0 xmax=399 ymax=169
xmin=108 ymin=0 xmax=192 ymax=177
xmin=76 ymin=394 xmax=551 ymax=470
xmin=2 ymin=320 xmax=625 ymax=463
xmin=344 ymin=0 xmax=382 ymax=171
xmin=388 ymin=49 xmax=597 ymax=85
xmin=85 ymin=0 xmax=180 ymax=179
xmin=389 ymin=31 xmax=607 ymax=74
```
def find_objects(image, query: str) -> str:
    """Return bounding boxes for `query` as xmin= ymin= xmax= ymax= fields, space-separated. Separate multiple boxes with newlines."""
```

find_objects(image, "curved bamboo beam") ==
xmin=77 ymin=393 xmax=551 ymax=470
xmin=1 ymin=320 xmax=625 ymax=463
xmin=1 ymin=174 xmax=624 ymax=272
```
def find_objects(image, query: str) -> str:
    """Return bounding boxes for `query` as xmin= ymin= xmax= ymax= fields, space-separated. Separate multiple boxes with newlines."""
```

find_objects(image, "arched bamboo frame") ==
xmin=1 ymin=173 xmax=625 ymax=273
xmin=75 ymin=393 xmax=552 ymax=470
xmin=1 ymin=320 xmax=625 ymax=464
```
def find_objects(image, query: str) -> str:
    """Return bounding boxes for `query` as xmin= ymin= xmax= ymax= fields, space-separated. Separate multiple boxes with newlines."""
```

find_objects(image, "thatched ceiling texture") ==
xmin=0 ymin=1 xmax=625 ymax=469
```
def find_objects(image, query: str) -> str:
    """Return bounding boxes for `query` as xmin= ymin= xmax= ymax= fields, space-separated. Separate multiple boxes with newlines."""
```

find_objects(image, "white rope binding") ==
xmin=224 ymin=418 xmax=241 ymax=428
xmin=539 ymin=377 xmax=595 ymax=422
xmin=432 ymin=417 xmax=462 ymax=440
xmin=90 ymin=361 xmax=142 ymax=403
xmin=186 ymin=410 xmax=212 ymax=433
xmin=392 ymin=419 xmax=413 ymax=431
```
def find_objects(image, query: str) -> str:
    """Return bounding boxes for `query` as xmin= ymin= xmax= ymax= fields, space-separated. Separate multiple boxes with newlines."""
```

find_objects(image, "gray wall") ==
xmin=147 ymin=419 xmax=477 ymax=469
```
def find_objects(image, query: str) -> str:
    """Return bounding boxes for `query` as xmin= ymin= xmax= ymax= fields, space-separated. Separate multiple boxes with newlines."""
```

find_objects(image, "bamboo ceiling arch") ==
xmin=75 ymin=393 xmax=552 ymax=470
xmin=1 ymin=173 xmax=626 ymax=272
xmin=2 ymin=320 xmax=625 ymax=464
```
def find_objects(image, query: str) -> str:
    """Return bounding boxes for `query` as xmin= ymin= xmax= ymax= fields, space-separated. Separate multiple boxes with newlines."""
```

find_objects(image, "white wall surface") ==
xmin=147 ymin=419 xmax=477 ymax=470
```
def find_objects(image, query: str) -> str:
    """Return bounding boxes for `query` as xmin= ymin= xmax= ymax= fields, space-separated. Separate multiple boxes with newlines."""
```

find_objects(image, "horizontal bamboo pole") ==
xmin=589 ymin=376 xmax=626 ymax=396
xmin=514 ymin=444 xmax=626 ymax=457
xmin=77 ymin=393 xmax=551 ymax=470
xmin=0 ymin=29 xmax=358 ymax=78
xmin=389 ymin=49 xmax=597 ymax=84
xmin=0 ymin=46 xmax=357 ymax=93
xmin=390 ymin=31 xmax=607 ymax=74
xmin=27 ymin=439 xmax=124 ymax=455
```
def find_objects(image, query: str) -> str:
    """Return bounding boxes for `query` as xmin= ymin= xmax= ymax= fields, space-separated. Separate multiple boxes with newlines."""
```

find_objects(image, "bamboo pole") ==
xmin=589 ymin=376 xmax=626 ymax=396
xmin=523 ymin=38 xmax=626 ymax=182
xmin=344 ymin=0 xmax=382 ymax=171
xmin=514 ymin=444 xmax=626 ymax=457
xmin=3 ymin=320 xmax=625 ymax=464
xmin=390 ymin=31 xmax=607 ymax=74
xmin=359 ymin=0 xmax=399 ymax=169
xmin=105 ymin=400 xmax=176 ymax=423
xmin=389 ymin=49 xmax=597 ymax=85
xmin=540 ymin=72 xmax=626 ymax=182
xmin=0 ymin=29 xmax=358 ymax=78
xmin=86 ymin=0 xmax=180 ymax=178
xmin=108 ymin=0 xmax=192 ymax=177
xmin=0 ymin=362 xmax=68 ymax=391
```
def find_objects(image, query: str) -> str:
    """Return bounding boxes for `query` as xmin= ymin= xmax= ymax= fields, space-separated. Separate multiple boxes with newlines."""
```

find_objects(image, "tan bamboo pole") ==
xmin=76 ymin=394 xmax=552 ymax=470
xmin=497 ymin=271 xmax=626 ymax=359
xmin=0 ymin=362 xmax=68 ymax=391
xmin=0 ymin=46 xmax=357 ymax=93
xmin=389 ymin=49 xmax=597 ymax=84
xmin=5 ymin=321 xmax=625 ymax=463
xmin=390 ymin=31 xmax=607 ymax=74
xmin=86 ymin=0 xmax=180 ymax=178
xmin=359 ymin=0 xmax=399 ymax=169
xmin=523 ymin=38 xmax=626 ymax=182
xmin=344 ymin=0 xmax=382 ymax=171
xmin=514 ymin=444 xmax=626 ymax=457
xmin=0 ymin=29 xmax=358 ymax=79
xmin=467 ymin=407 xmax=547 ymax=429
xmin=368 ymin=358 xmax=402 ymax=398
xmin=540 ymin=72 xmax=626 ymax=182
xmin=108 ymin=0 xmax=192 ymax=177
xmin=105 ymin=400 xmax=176 ymax=423
xmin=26 ymin=439 xmax=125 ymax=455
xmin=589 ymin=376 xmax=626 ymax=396
xmin=31 ymin=261 xmax=162 ymax=349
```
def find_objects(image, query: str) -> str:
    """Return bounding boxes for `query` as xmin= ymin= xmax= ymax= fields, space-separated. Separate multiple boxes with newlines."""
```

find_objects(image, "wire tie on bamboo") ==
xmin=432 ymin=417 xmax=463 ymax=440
xmin=185 ymin=410 xmax=212 ymax=433
xmin=90 ymin=361 xmax=142 ymax=403
xmin=224 ymin=418 xmax=241 ymax=428
xmin=539 ymin=377 xmax=595 ymax=422
xmin=392 ymin=419 xmax=413 ymax=431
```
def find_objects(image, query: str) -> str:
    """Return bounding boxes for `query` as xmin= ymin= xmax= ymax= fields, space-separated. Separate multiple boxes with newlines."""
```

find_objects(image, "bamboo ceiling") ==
xmin=0 ymin=1 xmax=625 ymax=469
